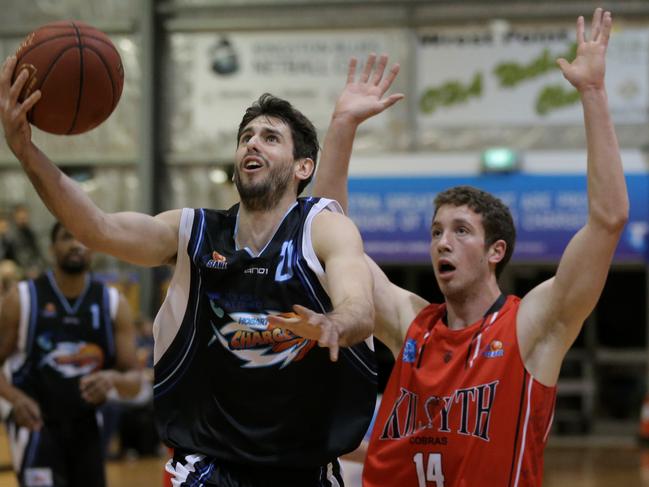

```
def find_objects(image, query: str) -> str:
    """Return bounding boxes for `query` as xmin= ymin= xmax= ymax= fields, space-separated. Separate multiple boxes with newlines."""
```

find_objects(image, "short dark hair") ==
xmin=237 ymin=93 xmax=319 ymax=195
xmin=433 ymin=185 xmax=516 ymax=278
xmin=50 ymin=221 xmax=64 ymax=243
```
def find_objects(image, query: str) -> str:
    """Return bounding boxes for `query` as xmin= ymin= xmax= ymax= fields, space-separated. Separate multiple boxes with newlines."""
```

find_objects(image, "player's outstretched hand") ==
xmin=267 ymin=304 xmax=342 ymax=362
xmin=0 ymin=55 xmax=41 ymax=159
xmin=332 ymin=53 xmax=404 ymax=126
xmin=11 ymin=389 xmax=43 ymax=431
xmin=557 ymin=8 xmax=610 ymax=92
xmin=80 ymin=370 xmax=116 ymax=405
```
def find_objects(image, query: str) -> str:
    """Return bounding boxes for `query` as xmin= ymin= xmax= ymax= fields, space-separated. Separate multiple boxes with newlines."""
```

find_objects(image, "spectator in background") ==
xmin=10 ymin=204 xmax=44 ymax=278
xmin=0 ymin=258 xmax=20 ymax=303
xmin=0 ymin=211 xmax=17 ymax=263
xmin=0 ymin=222 xmax=143 ymax=487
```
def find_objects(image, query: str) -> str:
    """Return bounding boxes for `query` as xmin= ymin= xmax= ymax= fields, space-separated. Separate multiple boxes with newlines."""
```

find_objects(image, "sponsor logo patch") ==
xmin=403 ymin=338 xmax=417 ymax=363
xmin=206 ymin=250 xmax=228 ymax=269
xmin=41 ymin=302 xmax=57 ymax=318
xmin=483 ymin=339 xmax=504 ymax=358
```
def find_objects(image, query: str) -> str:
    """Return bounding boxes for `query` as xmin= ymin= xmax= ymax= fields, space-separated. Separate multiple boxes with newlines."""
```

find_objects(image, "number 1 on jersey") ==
xmin=413 ymin=452 xmax=445 ymax=487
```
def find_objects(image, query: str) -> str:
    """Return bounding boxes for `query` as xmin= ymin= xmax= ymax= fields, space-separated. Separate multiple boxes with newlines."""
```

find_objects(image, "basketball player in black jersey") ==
xmin=0 ymin=222 xmax=142 ymax=487
xmin=0 ymin=53 xmax=403 ymax=486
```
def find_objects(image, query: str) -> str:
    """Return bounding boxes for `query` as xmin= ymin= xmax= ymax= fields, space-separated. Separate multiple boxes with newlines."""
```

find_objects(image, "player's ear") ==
xmin=295 ymin=158 xmax=314 ymax=181
xmin=488 ymin=239 xmax=506 ymax=266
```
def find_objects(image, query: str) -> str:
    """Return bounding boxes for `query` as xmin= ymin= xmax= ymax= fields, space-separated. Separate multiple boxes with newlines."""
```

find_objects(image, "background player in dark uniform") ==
xmin=0 ymin=222 xmax=142 ymax=487
xmin=0 ymin=53 xmax=403 ymax=486
xmin=312 ymin=8 xmax=626 ymax=486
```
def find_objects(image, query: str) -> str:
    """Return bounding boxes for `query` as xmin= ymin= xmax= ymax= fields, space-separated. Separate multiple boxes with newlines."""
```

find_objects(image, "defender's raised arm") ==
xmin=518 ymin=8 xmax=629 ymax=386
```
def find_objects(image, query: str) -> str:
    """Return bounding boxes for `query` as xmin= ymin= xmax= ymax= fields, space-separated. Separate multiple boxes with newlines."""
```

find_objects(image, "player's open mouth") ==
xmin=243 ymin=156 xmax=264 ymax=171
xmin=438 ymin=261 xmax=456 ymax=276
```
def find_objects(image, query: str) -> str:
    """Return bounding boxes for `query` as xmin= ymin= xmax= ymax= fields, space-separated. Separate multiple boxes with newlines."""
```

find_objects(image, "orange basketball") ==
xmin=12 ymin=20 xmax=124 ymax=135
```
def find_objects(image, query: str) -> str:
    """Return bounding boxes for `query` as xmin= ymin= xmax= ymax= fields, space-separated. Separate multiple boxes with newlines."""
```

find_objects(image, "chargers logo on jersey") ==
xmin=39 ymin=341 xmax=105 ymax=377
xmin=210 ymin=311 xmax=316 ymax=368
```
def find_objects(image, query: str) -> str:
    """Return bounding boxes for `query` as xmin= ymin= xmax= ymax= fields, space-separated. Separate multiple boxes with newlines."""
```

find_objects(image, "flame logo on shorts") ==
xmin=210 ymin=311 xmax=316 ymax=368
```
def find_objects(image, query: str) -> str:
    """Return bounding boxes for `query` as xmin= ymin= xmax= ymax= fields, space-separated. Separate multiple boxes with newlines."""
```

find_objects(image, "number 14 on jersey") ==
xmin=413 ymin=452 xmax=445 ymax=486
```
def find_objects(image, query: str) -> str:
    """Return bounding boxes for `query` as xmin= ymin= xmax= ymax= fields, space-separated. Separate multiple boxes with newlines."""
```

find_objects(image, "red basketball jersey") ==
xmin=364 ymin=295 xmax=556 ymax=487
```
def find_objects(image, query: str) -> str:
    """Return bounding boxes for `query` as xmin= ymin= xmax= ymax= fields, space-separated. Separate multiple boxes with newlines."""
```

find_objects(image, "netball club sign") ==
xmin=416 ymin=25 xmax=649 ymax=126
xmin=168 ymin=30 xmax=408 ymax=158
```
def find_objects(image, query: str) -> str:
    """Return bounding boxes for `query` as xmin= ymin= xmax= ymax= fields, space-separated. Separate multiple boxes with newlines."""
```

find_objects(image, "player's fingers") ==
xmin=8 ymin=69 xmax=28 ymax=105
xmin=27 ymin=416 xmax=42 ymax=431
xmin=576 ymin=16 xmax=585 ymax=45
xmin=346 ymin=57 xmax=358 ymax=85
xmin=599 ymin=11 xmax=612 ymax=45
xmin=0 ymin=56 xmax=17 ymax=88
xmin=329 ymin=342 xmax=339 ymax=362
xmin=289 ymin=324 xmax=320 ymax=341
xmin=371 ymin=54 xmax=388 ymax=86
xmin=380 ymin=93 xmax=405 ymax=111
xmin=360 ymin=53 xmax=376 ymax=83
xmin=320 ymin=324 xmax=336 ymax=347
xmin=590 ymin=7 xmax=603 ymax=41
xmin=293 ymin=304 xmax=314 ymax=319
xmin=266 ymin=315 xmax=283 ymax=326
xmin=79 ymin=373 xmax=97 ymax=390
xmin=17 ymin=89 xmax=40 ymax=118
xmin=378 ymin=63 xmax=400 ymax=95
xmin=26 ymin=402 xmax=42 ymax=425
xmin=556 ymin=58 xmax=570 ymax=76
xmin=321 ymin=326 xmax=339 ymax=361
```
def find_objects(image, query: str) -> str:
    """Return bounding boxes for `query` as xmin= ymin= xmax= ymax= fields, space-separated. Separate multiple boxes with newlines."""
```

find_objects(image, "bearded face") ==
xmin=51 ymin=227 xmax=92 ymax=275
xmin=233 ymin=155 xmax=294 ymax=212
xmin=59 ymin=250 xmax=91 ymax=274
xmin=234 ymin=116 xmax=301 ymax=212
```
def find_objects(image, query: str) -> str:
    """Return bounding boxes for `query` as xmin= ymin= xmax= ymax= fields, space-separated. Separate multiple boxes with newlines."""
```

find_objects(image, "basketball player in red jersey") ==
xmin=280 ymin=7 xmax=625 ymax=487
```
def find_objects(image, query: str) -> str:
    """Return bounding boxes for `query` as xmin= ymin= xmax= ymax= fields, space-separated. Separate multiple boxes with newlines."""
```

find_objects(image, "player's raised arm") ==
xmin=365 ymin=256 xmax=429 ymax=356
xmin=518 ymin=8 xmax=629 ymax=385
xmin=313 ymin=53 xmax=403 ymax=212
xmin=0 ymin=56 xmax=179 ymax=267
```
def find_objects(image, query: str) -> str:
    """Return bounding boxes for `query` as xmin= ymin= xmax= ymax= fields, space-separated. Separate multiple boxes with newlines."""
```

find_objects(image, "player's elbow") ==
xmin=71 ymin=213 xmax=111 ymax=250
xmin=591 ymin=200 xmax=629 ymax=234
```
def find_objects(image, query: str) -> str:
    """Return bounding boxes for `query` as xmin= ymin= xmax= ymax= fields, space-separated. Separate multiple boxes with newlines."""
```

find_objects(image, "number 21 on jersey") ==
xmin=413 ymin=452 xmax=445 ymax=486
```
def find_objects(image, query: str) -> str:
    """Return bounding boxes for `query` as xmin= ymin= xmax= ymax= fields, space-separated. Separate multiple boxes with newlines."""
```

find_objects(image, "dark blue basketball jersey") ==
xmin=153 ymin=197 xmax=377 ymax=468
xmin=6 ymin=271 xmax=118 ymax=421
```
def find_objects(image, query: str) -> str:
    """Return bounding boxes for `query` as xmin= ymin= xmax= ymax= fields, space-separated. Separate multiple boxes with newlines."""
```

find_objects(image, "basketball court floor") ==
xmin=0 ymin=442 xmax=648 ymax=486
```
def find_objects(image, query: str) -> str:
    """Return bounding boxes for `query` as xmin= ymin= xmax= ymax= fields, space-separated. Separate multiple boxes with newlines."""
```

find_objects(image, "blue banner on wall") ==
xmin=348 ymin=173 xmax=649 ymax=264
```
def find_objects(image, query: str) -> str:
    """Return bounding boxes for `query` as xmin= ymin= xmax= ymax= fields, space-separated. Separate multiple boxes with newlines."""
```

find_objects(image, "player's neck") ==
xmin=236 ymin=194 xmax=297 ymax=255
xmin=444 ymin=281 xmax=502 ymax=330
xmin=51 ymin=268 xmax=88 ymax=298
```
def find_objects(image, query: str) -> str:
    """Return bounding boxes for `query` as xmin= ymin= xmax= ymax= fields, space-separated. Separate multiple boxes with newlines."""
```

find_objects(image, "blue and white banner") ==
xmin=348 ymin=173 xmax=649 ymax=264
